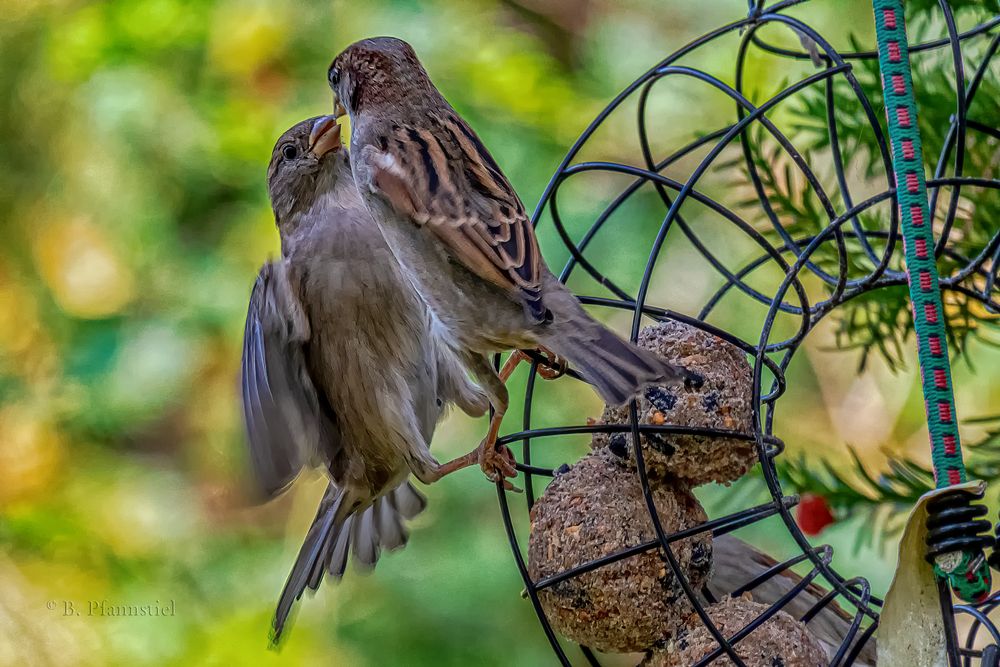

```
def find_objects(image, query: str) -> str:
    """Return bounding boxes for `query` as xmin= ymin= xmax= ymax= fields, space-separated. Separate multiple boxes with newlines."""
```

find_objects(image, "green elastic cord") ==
xmin=871 ymin=0 xmax=990 ymax=603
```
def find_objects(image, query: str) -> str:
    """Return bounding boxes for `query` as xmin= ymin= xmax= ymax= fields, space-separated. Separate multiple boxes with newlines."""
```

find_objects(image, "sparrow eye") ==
xmin=329 ymin=67 xmax=341 ymax=87
xmin=282 ymin=144 xmax=298 ymax=160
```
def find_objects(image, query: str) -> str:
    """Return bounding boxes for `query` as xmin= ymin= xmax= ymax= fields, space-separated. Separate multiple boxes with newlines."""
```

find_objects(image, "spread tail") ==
xmin=539 ymin=319 xmax=698 ymax=406
xmin=270 ymin=481 xmax=427 ymax=644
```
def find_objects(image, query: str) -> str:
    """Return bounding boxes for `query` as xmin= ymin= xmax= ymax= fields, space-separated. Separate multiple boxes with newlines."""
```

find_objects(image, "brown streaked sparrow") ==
xmin=709 ymin=534 xmax=877 ymax=665
xmin=242 ymin=116 xmax=488 ymax=642
xmin=326 ymin=37 xmax=700 ymax=486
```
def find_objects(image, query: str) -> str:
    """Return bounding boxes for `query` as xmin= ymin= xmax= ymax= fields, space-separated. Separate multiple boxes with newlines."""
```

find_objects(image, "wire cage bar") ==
xmin=494 ymin=1 xmax=1000 ymax=664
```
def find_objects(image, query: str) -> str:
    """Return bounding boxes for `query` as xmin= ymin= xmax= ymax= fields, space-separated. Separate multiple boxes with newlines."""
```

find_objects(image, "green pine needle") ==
xmin=774 ymin=414 xmax=1000 ymax=548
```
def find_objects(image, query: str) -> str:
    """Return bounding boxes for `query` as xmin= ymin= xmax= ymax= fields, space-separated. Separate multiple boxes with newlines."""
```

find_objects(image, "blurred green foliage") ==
xmin=0 ymin=1 xmax=997 ymax=665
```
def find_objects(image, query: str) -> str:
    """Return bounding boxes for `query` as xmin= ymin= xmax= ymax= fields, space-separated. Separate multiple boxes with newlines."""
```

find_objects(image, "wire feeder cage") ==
xmin=493 ymin=1 xmax=1000 ymax=665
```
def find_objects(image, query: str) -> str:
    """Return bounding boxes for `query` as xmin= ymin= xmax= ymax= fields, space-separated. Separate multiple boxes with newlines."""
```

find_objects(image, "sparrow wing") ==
xmin=241 ymin=261 xmax=327 ymax=496
xmin=364 ymin=114 xmax=547 ymax=322
xmin=708 ymin=534 xmax=877 ymax=665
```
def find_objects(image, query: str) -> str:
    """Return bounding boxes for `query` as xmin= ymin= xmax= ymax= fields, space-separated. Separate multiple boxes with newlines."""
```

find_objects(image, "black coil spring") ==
xmin=991 ymin=512 xmax=1000 ymax=573
xmin=925 ymin=488 xmax=993 ymax=564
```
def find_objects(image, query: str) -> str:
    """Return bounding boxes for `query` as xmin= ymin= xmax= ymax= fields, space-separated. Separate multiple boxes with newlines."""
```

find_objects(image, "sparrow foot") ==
xmin=535 ymin=346 xmax=568 ymax=380
xmin=479 ymin=441 xmax=521 ymax=492
xmin=498 ymin=348 xmax=568 ymax=383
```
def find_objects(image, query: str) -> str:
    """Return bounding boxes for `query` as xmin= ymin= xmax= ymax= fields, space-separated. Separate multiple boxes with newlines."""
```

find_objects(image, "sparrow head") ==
xmin=266 ymin=115 xmax=347 ymax=224
xmin=328 ymin=37 xmax=433 ymax=119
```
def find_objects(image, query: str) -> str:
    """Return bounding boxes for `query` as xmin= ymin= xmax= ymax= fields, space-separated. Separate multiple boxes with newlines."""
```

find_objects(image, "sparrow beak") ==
xmin=332 ymin=94 xmax=347 ymax=119
xmin=308 ymin=116 xmax=342 ymax=158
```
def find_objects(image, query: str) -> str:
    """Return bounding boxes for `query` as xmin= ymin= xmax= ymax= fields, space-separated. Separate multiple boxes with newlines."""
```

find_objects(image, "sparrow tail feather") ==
xmin=270 ymin=481 xmax=427 ymax=645
xmin=538 ymin=319 xmax=693 ymax=406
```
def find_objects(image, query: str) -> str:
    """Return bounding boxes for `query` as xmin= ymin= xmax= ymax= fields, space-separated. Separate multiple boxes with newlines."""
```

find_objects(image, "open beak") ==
xmin=332 ymin=94 xmax=347 ymax=119
xmin=308 ymin=116 xmax=342 ymax=158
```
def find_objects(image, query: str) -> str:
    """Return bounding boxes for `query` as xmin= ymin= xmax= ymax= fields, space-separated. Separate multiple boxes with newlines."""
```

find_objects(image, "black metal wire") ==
xmin=500 ymin=2 xmax=1000 ymax=664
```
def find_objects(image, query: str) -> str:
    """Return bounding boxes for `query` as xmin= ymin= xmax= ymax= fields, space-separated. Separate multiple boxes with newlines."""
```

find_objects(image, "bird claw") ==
xmin=499 ymin=478 xmax=523 ymax=493
xmin=480 ymin=442 xmax=520 ymax=491
xmin=480 ymin=442 xmax=517 ymax=477
xmin=537 ymin=350 xmax=568 ymax=380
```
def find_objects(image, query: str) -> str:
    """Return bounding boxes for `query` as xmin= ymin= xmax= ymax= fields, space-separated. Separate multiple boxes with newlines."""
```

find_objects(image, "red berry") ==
xmin=797 ymin=493 xmax=835 ymax=536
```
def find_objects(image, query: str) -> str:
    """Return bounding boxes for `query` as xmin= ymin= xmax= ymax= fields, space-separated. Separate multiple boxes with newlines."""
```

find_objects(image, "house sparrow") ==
xmin=241 ymin=116 xmax=488 ymax=642
xmin=709 ymin=534 xmax=877 ymax=665
xmin=326 ymin=37 xmax=699 ymax=484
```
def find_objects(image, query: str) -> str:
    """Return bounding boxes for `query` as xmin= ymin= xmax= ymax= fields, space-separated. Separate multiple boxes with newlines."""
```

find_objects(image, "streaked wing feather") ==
xmin=241 ymin=262 xmax=325 ymax=496
xmin=366 ymin=116 xmax=545 ymax=319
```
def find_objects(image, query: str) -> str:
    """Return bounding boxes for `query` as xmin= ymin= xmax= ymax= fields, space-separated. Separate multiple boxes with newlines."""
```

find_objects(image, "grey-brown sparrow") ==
xmin=326 ymin=37 xmax=700 ymax=485
xmin=242 ymin=116 xmax=488 ymax=642
xmin=709 ymin=534 xmax=876 ymax=665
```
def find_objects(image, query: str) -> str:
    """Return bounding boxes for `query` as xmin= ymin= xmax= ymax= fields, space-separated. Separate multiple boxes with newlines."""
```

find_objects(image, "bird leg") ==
xmin=476 ymin=403 xmax=517 ymax=482
xmin=414 ymin=412 xmax=519 ymax=491
xmin=409 ymin=347 xmax=567 ymax=491
xmin=500 ymin=347 xmax=568 ymax=381
xmin=463 ymin=348 xmax=566 ymax=486
xmin=408 ymin=351 xmax=531 ymax=491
